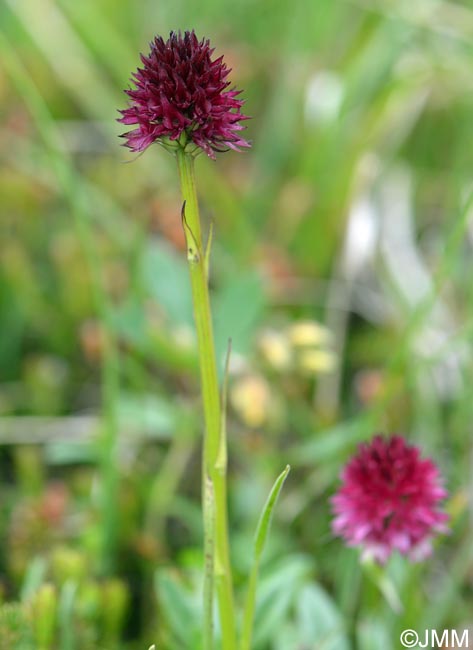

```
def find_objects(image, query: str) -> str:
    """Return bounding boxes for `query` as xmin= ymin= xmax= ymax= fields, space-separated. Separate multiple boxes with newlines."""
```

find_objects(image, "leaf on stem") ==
xmin=215 ymin=338 xmax=232 ymax=476
xmin=254 ymin=465 xmax=290 ymax=559
xmin=204 ymin=221 xmax=214 ymax=281
xmin=240 ymin=465 xmax=290 ymax=650
xmin=181 ymin=200 xmax=200 ymax=264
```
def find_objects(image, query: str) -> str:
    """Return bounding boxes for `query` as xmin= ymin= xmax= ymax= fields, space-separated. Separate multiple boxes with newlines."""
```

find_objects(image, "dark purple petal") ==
xmin=118 ymin=30 xmax=251 ymax=157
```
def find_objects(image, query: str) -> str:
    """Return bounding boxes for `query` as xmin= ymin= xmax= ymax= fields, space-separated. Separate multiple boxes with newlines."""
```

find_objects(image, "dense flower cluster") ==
xmin=331 ymin=435 xmax=449 ymax=563
xmin=119 ymin=30 xmax=250 ymax=158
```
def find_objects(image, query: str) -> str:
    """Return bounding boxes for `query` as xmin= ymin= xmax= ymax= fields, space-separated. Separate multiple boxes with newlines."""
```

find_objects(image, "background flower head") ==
xmin=331 ymin=435 xmax=449 ymax=563
xmin=119 ymin=30 xmax=250 ymax=158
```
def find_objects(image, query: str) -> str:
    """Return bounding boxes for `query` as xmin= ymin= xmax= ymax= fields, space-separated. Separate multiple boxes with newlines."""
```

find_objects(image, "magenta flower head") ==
xmin=331 ymin=435 xmax=449 ymax=564
xmin=118 ymin=30 xmax=250 ymax=159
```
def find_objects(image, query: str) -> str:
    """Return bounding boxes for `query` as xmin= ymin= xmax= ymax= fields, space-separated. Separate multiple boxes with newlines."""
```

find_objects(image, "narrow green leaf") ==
xmin=254 ymin=465 xmax=290 ymax=560
xmin=240 ymin=466 xmax=290 ymax=650
xmin=204 ymin=221 xmax=214 ymax=281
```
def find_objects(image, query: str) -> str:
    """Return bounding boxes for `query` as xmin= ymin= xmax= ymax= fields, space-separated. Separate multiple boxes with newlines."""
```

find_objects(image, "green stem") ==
xmin=240 ymin=564 xmax=258 ymax=650
xmin=176 ymin=149 xmax=237 ymax=650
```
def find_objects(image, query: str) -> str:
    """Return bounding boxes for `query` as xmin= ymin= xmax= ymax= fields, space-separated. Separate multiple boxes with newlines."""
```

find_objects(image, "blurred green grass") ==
xmin=1 ymin=0 xmax=473 ymax=648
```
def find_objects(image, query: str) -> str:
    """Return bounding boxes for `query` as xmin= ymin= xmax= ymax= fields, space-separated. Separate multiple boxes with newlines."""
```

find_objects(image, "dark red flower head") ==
xmin=331 ymin=435 xmax=449 ymax=564
xmin=118 ymin=30 xmax=251 ymax=159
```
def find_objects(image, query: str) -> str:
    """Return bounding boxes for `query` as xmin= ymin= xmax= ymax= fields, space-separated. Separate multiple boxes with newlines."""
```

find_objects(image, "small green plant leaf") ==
xmin=254 ymin=465 xmax=290 ymax=560
xmin=240 ymin=465 xmax=290 ymax=650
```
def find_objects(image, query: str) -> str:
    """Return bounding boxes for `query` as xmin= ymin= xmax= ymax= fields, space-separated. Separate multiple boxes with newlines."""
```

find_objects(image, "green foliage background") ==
xmin=0 ymin=0 xmax=472 ymax=648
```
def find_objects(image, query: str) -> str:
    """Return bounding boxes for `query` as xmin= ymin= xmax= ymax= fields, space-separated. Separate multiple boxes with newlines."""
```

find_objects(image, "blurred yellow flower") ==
xmin=286 ymin=320 xmax=332 ymax=347
xmin=296 ymin=349 xmax=337 ymax=375
xmin=230 ymin=374 xmax=273 ymax=429
xmin=257 ymin=329 xmax=292 ymax=371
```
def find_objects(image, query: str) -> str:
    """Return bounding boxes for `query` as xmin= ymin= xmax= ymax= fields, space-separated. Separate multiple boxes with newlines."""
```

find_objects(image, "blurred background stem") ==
xmin=0 ymin=33 xmax=120 ymax=576
xmin=176 ymin=149 xmax=237 ymax=650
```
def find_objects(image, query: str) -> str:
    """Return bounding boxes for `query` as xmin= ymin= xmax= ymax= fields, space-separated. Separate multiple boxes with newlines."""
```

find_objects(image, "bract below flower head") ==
xmin=119 ymin=30 xmax=251 ymax=159
xmin=331 ymin=435 xmax=449 ymax=564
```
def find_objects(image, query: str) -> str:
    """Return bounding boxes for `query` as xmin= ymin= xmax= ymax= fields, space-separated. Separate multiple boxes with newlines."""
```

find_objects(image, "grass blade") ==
xmin=240 ymin=465 xmax=290 ymax=650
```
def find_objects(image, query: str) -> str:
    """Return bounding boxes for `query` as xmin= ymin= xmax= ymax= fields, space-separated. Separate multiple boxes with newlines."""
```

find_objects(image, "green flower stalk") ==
xmin=177 ymin=149 xmax=236 ymax=650
xmin=119 ymin=30 xmax=250 ymax=650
